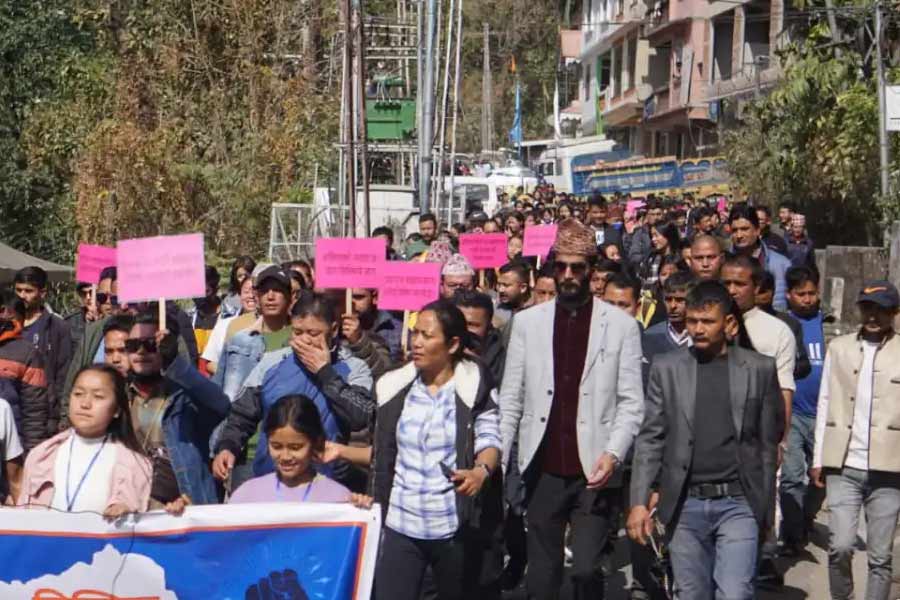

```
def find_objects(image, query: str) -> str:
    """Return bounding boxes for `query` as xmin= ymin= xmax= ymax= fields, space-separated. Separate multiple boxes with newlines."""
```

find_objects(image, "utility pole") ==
xmin=875 ymin=1 xmax=892 ymax=197
xmin=447 ymin=0 xmax=464 ymax=226
xmin=418 ymin=0 xmax=437 ymax=213
xmin=434 ymin=0 xmax=457 ymax=209
xmin=353 ymin=0 xmax=371 ymax=236
xmin=823 ymin=0 xmax=842 ymax=57
xmin=341 ymin=0 xmax=356 ymax=233
xmin=481 ymin=22 xmax=494 ymax=156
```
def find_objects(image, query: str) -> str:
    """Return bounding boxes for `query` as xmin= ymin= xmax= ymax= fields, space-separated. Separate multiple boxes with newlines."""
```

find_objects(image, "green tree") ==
xmin=0 ymin=1 xmax=107 ymax=262
xmin=722 ymin=22 xmax=900 ymax=245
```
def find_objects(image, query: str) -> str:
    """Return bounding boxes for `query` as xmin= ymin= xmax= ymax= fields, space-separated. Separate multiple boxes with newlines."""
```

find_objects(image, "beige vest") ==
xmin=821 ymin=332 xmax=900 ymax=472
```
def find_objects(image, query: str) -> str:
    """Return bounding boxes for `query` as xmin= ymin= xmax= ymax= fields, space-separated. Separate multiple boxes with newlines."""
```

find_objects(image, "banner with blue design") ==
xmin=0 ymin=503 xmax=380 ymax=599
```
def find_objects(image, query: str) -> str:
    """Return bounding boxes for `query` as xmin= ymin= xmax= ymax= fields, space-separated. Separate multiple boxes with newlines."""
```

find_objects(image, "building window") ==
xmin=744 ymin=3 xmax=772 ymax=77
xmin=712 ymin=15 xmax=734 ymax=82
xmin=612 ymin=47 xmax=622 ymax=97
xmin=627 ymin=35 xmax=638 ymax=90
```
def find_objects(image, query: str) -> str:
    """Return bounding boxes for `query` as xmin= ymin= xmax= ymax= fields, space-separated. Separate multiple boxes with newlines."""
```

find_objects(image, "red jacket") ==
xmin=0 ymin=321 xmax=49 ymax=451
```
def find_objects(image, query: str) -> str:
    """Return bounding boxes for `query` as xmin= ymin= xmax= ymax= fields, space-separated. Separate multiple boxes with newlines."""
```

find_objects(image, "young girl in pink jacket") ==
xmin=17 ymin=365 xmax=152 ymax=519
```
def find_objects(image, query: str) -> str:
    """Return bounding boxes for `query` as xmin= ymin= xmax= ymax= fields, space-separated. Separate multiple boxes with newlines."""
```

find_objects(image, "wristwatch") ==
xmin=475 ymin=462 xmax=492 ymax=478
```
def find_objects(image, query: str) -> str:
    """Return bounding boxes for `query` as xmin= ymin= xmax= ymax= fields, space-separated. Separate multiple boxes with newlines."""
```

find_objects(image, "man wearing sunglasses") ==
xmin=60 ymin=266 xmax=196 ymax=429
xmin=95 ymin=266 xmax=121 ymax=319
xmin=127 ymin=310 xmax=229 ymax=508
xmin=499 ymin=218 xmax=644 ymax=600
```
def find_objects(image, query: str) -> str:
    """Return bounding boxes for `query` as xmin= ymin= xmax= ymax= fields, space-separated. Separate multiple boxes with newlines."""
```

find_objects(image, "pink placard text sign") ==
xmin=625 ymin=199 xmax=645 ymax=216
xmin=458 ymin=233 xmax=508 ymax=269
xmin=522 ymin=225 xmax=558 ymax=258
xmin=117 ymin=233 xmax=206 ymax=303
xmin=75 ymin=244 xmax=116 ymax=284
xmin=315 ymin=238 xmax=385 ymax=289
xmin=377 ymin=261 xmax=442 ymax=312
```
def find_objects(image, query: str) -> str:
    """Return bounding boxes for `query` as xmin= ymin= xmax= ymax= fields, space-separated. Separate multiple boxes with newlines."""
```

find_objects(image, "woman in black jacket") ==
xmin=371 ymin=299 xmax=502 ymax=600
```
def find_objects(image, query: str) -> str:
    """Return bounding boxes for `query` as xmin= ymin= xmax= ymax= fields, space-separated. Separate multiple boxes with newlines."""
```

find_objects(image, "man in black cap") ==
xmin=812 ymin=280 xmax=900 ymax=600
xmin=213 ymin=265 xmax=293 ymax=402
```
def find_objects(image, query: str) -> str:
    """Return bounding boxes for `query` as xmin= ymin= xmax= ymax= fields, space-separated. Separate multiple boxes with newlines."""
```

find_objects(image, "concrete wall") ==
xmin=820 ymin=245 xmax=889 ymax=329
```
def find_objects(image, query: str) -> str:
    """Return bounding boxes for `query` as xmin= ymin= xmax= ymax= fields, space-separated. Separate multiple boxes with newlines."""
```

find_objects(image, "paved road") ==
xmin=503 ymin=507 xmax=900 ymax=599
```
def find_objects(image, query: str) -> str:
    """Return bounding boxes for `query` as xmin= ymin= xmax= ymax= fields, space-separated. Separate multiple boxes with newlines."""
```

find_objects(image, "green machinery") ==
xmin=365 ymin=75 xmax=416 ymax=141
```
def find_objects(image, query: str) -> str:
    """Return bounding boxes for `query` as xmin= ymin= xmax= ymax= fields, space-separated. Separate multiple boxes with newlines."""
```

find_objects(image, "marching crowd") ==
xmin=0 ymin=188 xmax=897 ymax=600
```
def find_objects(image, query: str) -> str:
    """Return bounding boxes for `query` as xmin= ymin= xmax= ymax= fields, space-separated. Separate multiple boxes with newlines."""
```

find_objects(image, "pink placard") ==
xmin=378 ymin=261 xmax=441 ymax=312
xmin=458 ymin=233 xmax=508 ymax=269
xmin=117 ymin=233 xmax=206 ymax=303
xmin=315 ymin=238 xmax=385 ymax=289
xmin=522 ymin=225 xmax=558 ymax=258
xmin=625 ymin=199 xmax=645 ymax=216
xmin=75 ymin=243 xmax=116 ymax=284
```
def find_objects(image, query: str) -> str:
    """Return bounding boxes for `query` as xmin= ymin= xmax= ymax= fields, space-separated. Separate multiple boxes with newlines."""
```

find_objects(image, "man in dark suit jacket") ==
xmin=628 ymin=280 xmax=783 ymax=600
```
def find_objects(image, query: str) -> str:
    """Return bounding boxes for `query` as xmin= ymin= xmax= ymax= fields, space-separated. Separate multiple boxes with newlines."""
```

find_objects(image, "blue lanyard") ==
xmin=65 ymin=434 xmax=108 ymax=512
xmin=275 ymin=475 xmax=316 ymax=502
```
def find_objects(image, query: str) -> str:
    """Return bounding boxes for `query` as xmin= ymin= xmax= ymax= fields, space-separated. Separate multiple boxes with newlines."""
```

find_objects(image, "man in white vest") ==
xmin=812 ymin=280 xmax=900 ymax=600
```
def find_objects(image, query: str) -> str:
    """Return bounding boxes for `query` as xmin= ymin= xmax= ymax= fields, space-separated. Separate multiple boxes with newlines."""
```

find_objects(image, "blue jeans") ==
xmin=780 ymin=412 xmax=825 ymax=545
xmin=825 ymin=467 xmax=900 ymax=600
xmin=669 ymin=495 xmax=759 ymax=600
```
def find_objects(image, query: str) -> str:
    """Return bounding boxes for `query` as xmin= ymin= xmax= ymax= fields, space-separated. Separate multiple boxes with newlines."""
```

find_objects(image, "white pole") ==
xmin=875 ymin=2 xmax=892 ymax=197
xmin=448 ymin=0 xmax=464 ymax=225
xmin=434 ymin=0 xmax=457 ymax=214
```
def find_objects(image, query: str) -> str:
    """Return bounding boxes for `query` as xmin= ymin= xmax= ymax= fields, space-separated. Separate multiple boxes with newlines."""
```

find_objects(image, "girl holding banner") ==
xmin=16 ymin=365 xmax=151 ymax=518
xmin=228 ymin=394 xmax=371 ymax=508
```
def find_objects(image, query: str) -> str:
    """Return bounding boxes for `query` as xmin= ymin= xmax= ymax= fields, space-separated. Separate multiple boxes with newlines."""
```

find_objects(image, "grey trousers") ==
xmin=826 ymin=467 xmax=900 ymax=600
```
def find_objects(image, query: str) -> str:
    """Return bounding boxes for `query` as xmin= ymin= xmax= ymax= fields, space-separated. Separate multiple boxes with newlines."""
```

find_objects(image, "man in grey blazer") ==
xmin=627 ymin=281 xmax=783 ymax=600
xmin=499 ymin=218 xmax=644 ymax=600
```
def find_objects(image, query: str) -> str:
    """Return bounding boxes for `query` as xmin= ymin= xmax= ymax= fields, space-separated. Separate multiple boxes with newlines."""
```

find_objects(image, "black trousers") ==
xmin=525 ymin=471 xmax=621 ymax=600
xmin=375 ymin=527 xmax=481 ymax=600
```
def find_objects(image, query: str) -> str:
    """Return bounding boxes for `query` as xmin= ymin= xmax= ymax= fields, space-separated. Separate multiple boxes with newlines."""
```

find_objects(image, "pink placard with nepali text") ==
xmin=458 ymin=233 xmax=508 ymax=269
xmin=75 ymin=243 xmax=116 ymax=284
xmin=315 ymin=238 xmax=385 ymax=289
xmin=522 ymin=225 xmax=558 ymax=258
xmin=117 ymin=233 xmax=206 ymax=303
xmin=377 ymin=261 xmax=441 ymax=312
xmin=625 ymin=199 xmax=646 ymax=216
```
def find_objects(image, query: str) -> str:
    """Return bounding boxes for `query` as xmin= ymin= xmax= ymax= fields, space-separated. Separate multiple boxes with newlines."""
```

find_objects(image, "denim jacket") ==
xmin=212 ymin=328 xmax=267 ymax=401
xmin=159 ymin=355 xmax=231 ymax=504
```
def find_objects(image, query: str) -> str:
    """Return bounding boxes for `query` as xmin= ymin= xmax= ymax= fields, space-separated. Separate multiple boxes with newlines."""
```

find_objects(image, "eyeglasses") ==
xmin=96 ymin=293 xmax=118 ymax=306
xmin=553 ymin=260 xmax=589 ymax=276
xmin=125 ymin=338 xmax=158 ymax=354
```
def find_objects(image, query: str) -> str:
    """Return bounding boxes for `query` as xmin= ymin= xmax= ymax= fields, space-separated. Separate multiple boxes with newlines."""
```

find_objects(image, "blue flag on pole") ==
xmin=508 ymin=80 xmax=522 ymax=147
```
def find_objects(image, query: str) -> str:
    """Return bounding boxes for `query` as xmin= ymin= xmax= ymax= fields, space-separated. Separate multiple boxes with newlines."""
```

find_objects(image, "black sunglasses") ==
xmin=125 ymin=338 xmax=158 ymax=353
xmin=553 ymin=260 xmax=589 ymax=276
xmin=96 ymin=293 xmax=119 ymax=306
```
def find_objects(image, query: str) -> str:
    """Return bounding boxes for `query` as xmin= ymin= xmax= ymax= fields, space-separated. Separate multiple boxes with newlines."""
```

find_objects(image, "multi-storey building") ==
xmin=578 ymin=0 xmax=788 ymax=158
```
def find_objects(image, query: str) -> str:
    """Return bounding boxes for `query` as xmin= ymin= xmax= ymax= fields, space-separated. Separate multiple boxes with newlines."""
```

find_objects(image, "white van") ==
xmin=534 ymin=136 xmax=631 ymax=193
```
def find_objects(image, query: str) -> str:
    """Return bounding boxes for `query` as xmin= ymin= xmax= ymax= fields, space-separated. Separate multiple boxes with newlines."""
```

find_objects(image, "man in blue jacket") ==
xmin=780 ymin=266 xmax=828 ymax=554
xmin=213 ymin=293 xmax=374 ymax=492
xmin=728 ymin=204 xmax=792 ymax=311
xmin=127 ymin=308 xmax=230 ymax=507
